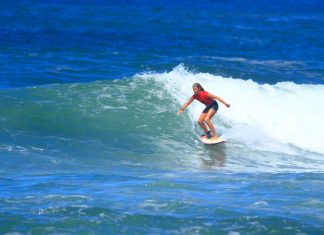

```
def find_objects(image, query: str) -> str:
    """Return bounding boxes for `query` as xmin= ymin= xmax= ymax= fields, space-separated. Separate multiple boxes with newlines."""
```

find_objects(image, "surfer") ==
xmin=177 ymin=83 xmax=230 ymax=140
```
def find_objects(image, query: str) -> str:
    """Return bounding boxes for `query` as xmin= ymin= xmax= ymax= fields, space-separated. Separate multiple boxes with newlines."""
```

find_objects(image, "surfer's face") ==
xmin=193 ymin=86 xmax=200 ymax=94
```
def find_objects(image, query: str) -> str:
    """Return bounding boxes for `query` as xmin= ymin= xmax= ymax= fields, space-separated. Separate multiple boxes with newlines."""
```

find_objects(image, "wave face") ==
xmin=1 ymin=65 xmax=323 ymax=175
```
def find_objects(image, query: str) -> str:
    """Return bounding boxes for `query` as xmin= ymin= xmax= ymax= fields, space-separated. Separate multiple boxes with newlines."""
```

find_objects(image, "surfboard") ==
xmin=200 ymin=137 xmax=226 ymax=145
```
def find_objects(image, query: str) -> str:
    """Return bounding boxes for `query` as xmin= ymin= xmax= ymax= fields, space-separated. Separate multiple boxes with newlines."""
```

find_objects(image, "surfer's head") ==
xmin=193 ymin=83 xmax=205 ymax=94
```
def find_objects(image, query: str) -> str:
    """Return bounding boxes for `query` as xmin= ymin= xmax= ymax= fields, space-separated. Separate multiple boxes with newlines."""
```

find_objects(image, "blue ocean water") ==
xmin=1 ymin=0 xmax=324 ymax=234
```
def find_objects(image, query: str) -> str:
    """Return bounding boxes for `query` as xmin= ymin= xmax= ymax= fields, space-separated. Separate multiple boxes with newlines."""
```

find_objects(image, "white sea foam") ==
xmin=139 ymin=65 xmax=324 ymax=155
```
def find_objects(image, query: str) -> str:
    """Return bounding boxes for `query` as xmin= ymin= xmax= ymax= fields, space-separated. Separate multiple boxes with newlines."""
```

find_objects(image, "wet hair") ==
xmin=192 ymin=83 xmax=205 ymax=91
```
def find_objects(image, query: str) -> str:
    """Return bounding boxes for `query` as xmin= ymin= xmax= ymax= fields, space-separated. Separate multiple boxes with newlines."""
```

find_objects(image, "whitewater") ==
xmin=142 ymin=65 xmax=324 ymax=155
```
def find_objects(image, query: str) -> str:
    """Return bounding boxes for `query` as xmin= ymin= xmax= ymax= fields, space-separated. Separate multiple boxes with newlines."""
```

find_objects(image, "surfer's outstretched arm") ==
xmin=177 ymin=97 xmax=194 ymax=115
xmin=207 ymin=93 xmax=230 ymax=108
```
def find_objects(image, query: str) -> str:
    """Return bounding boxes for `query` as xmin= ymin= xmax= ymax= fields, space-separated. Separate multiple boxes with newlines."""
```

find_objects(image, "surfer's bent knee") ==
xmin=204 ymin=117 xmax=211 ymax=123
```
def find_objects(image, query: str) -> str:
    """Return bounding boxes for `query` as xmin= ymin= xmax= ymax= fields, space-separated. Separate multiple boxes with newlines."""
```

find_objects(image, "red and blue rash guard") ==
xmin=193 ymin=91 xmax=214 ymax=106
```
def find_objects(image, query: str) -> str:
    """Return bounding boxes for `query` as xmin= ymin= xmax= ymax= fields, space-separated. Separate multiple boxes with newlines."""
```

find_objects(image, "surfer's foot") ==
xmin=201 ymin=131 xmax=212 ymax=139
xmin=210 ymin=136 xmax=220 ymax=141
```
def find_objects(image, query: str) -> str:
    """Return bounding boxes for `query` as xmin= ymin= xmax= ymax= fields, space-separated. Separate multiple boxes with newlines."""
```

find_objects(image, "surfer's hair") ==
xmin=193 ymin=83 xmax=205 ymax=91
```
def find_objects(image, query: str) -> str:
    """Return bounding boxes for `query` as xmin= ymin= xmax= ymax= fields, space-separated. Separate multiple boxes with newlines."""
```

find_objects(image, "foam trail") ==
xmin=139 ymin=65 xmax=324 ymax=155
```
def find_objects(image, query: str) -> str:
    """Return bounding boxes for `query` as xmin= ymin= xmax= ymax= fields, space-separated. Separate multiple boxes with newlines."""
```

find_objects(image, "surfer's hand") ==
xmin=226 ymin=103 xmax=230 ymax=108
xmin=177 ymin=108 xmax=184 ymax=115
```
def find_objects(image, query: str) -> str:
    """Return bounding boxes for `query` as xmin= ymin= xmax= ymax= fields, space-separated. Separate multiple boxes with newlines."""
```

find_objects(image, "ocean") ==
xmin=1 ymin=0 xmax=324 ymax=234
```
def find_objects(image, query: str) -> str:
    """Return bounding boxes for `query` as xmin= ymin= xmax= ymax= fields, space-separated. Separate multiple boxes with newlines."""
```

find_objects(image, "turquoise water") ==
xmin=1 ymin=1 xmax=324 ymax=234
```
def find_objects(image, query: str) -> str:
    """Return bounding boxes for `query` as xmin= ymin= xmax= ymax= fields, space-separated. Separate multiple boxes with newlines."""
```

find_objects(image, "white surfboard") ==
xmin=200 ymin=137 xmax=226 ymax=145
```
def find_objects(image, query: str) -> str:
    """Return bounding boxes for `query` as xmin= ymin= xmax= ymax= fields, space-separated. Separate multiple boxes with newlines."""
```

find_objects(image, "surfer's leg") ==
xmin=204 ymin=109 xmax=219 ymax=139
xmin=197 ymin=112 xmax=209 ymax=134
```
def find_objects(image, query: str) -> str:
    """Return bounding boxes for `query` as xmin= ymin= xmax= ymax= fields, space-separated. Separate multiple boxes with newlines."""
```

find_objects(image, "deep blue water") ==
xmin=1 ymin=1 xmax=324 ymax=234
xmin=1 ymin=0 xmax=323 ymax=88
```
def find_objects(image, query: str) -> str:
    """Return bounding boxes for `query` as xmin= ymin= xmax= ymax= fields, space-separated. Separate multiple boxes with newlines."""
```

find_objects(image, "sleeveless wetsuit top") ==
xmin=193 ymin=91 xmax=214 ymax=106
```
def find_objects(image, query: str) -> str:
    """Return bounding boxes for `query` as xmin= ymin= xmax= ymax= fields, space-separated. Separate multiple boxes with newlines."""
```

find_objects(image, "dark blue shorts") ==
xmin=203 ymin=101 xmax=218 ymax=113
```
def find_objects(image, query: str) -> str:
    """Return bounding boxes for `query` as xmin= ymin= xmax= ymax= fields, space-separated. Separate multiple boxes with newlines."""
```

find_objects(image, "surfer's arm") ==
xmin=208 ymin=93 xmax=230 ymax=108
xmin=177 ymin=97 xmax=194 ymax=115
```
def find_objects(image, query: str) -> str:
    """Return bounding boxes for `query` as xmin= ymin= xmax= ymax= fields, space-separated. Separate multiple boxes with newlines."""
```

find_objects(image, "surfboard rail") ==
xmin=200 ymin=137 xmax=226 ymax=145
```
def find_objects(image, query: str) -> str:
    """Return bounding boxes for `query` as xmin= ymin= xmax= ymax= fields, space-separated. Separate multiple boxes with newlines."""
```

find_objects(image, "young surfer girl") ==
xmin=177 ymin=83 xmax=230 ymax=140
